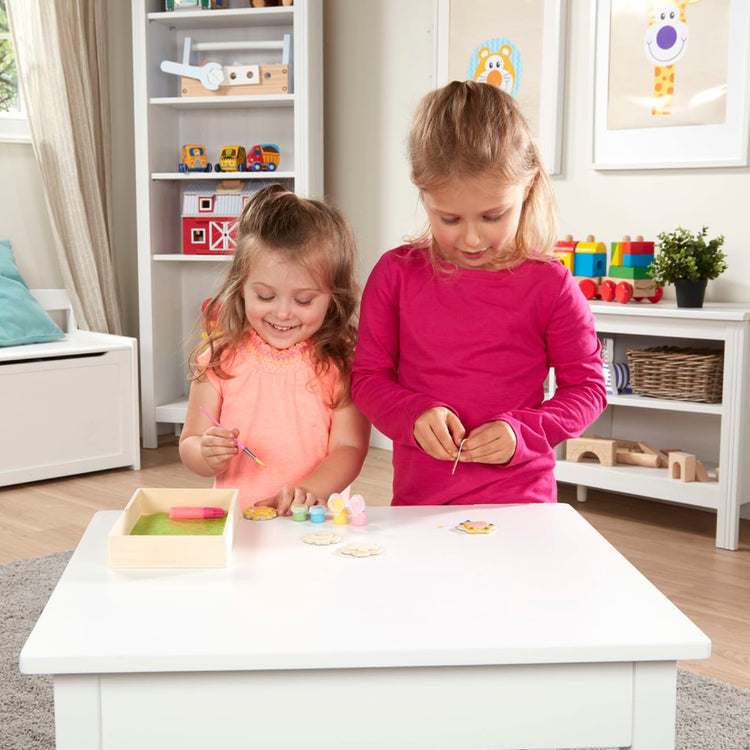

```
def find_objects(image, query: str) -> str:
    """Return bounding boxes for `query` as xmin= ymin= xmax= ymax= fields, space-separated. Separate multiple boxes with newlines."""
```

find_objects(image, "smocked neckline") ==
xmin=245 ymin=328 xmax=313 ymax=366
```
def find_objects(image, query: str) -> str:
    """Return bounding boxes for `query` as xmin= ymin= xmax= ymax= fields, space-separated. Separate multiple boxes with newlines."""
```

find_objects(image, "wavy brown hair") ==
xmin=408 ymin=80 xmax=558 ymax=268
xmin=189 ymin=184 xmax=359 ymax=407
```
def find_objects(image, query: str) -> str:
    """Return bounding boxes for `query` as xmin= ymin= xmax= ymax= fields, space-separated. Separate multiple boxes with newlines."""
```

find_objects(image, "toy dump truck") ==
xmin=247 ymin=143 xmax=280 ymax=172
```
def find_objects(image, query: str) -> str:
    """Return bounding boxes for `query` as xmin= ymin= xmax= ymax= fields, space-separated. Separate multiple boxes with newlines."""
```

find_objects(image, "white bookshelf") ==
xmin=132 ymin=0 xmax=323 ymax=449
xmin=554 ymin=301 xmax=750 ymax=550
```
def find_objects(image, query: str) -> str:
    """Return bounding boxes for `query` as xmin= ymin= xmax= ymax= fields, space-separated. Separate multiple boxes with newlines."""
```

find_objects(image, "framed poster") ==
xmin=593 ymin=0 xmax=750 ymax=169
xmin=435 ymin=0 xmax=567 ymax=175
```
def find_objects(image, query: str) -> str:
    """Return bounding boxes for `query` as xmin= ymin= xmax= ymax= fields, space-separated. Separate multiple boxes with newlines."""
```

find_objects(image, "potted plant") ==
xmin=647 ymin=226 xmax=727 ymax=308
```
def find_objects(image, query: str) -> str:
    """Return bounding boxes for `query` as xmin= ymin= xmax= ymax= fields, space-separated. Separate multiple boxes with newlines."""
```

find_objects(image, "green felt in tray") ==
xmin=129 ymin=512 xmax=226 ymax=536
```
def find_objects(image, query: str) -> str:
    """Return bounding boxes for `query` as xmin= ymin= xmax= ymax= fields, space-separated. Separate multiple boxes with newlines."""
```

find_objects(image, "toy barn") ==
xmin=181 ymin=180 xmax=274 ymax=255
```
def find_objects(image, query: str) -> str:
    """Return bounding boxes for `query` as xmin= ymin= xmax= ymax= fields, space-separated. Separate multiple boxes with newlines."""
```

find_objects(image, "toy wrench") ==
xmin=160 ymin=37 xmax=224 ymax=91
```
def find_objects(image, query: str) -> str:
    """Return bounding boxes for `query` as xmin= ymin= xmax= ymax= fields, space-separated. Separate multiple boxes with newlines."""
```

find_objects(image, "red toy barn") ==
xmin=182 ymin=180 xmax=273 ymax=255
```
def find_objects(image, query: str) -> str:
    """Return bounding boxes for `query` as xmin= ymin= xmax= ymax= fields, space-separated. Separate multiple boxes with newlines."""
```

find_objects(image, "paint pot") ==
xmin=291 ymin=504 xmax=308 ymax=522
xmin=309 ymin=506 xmax=326 ymax=523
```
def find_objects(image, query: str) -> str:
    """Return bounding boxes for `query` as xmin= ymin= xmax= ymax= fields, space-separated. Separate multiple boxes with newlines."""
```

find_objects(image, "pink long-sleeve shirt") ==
xmin=351 ymin=245 xmax=607 ymax=506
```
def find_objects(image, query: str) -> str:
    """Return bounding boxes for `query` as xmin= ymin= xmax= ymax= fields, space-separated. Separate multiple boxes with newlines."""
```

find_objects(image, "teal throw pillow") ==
xmin=0 ymin=239 xmax=65 ymax=347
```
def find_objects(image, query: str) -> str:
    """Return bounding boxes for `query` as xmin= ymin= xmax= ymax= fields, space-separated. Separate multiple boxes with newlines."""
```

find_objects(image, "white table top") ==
xmin=20 ymin=504 xmax=710 ymax=675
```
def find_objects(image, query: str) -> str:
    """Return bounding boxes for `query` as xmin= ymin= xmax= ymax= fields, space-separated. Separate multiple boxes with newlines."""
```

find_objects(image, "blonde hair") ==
xmin=189 ymin=184 xmax=359 ymax=407
xmin=408 ymin=80 xmax=558 ymax=266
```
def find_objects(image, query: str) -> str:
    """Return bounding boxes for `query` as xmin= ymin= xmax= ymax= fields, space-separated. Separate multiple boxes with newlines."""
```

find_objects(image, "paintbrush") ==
xmin=199 ymin=406 xmax=267 ymax=468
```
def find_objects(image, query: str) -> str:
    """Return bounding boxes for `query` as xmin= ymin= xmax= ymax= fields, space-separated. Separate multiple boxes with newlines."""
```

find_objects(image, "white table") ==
xmin=20 ymin=504 xmax=710 ymax=750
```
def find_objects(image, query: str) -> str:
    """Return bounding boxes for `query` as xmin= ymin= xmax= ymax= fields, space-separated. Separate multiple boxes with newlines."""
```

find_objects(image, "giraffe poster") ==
xmin=593 ymin=0 xmax=749 ymax=169
xmin=606 ymin=0 xmax=730 ymax=129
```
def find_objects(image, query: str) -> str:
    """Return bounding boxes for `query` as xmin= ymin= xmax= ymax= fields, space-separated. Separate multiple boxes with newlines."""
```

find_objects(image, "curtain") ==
xmin=7 ymin=0 xmax=122 ymax=333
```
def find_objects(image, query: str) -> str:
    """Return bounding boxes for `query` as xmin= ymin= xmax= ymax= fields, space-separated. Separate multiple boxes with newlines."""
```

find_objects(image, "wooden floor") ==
xmin=2 ymin=440 xmax=749 ymax=690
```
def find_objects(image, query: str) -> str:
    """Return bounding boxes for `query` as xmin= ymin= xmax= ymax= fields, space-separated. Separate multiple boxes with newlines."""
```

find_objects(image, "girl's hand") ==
xmin=414 ymin=406 xmax=466 ymax=461
xmin=263 ymin=485 xmax=319 ymax=516
xmin=200 ymin=425 xmax=238 ymax=473
xmin=459 ymin=420 xmax=517 ymax=466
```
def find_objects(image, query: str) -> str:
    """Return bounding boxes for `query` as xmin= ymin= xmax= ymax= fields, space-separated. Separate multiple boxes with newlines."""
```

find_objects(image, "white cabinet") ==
xmin=131 ymin=0 xmax=323 ymax=449
xmin=554 ymin=301 xmax=750 ymax=550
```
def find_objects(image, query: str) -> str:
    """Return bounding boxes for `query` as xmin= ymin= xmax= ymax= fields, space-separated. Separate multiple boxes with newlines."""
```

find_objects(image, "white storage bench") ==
xmin=0 ymin=290 xmax=140 ymax=486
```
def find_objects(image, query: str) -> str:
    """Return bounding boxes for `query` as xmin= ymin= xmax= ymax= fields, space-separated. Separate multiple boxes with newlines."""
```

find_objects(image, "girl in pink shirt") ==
xmin=180 ymin=185 xmax=370 ymax=513
xmin=351 ymin=81 xmax=607 ymax=506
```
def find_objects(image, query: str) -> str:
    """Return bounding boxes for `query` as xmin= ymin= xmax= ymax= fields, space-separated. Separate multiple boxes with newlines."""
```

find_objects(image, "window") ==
xmin=198 ymin=196 xmax=214 ymax=213
xmin=0 ymin=0 xmax=31 ymax=143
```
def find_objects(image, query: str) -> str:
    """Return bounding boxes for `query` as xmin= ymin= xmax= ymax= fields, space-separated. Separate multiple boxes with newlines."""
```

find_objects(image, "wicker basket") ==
xmin=626 ymin=346 xmax=723 ymax=403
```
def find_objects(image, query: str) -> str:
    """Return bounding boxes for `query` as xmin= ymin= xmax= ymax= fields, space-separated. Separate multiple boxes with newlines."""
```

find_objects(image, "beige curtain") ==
xmin=7 ymin=0 xmax=121 ymax=333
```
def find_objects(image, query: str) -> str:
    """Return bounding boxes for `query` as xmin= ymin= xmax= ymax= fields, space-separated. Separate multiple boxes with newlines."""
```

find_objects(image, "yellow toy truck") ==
xmin=214 ymin=145 xmax=247 ymax=173
xmin=179 ymin=144 xmax=212 ymax=173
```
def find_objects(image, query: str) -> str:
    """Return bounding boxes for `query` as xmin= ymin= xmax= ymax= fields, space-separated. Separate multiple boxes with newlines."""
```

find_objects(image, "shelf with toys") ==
xmin=153 ymin=254 xmax=233 ymax=262
xmin=152 ymin=171 xmax=295 ymax=179
xmin=148 ymin=5 xmax=294 ymax=30
xmin=133 ymin=0 xmax=322 ymax=449
xmin=550 ymin=234 xmax=750 ymax=550
xmin=604 ymin=392 xmax=722 ymax=415
xmin=149 ymin=94 xmax=293 ymax=108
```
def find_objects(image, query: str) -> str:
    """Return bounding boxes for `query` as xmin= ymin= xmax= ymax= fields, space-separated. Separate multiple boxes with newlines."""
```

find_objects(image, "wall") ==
xmin=323 ymin=0 xmax=434 ymax=282
xmin=552 ymin=0 xmax=750 ymax=304
xmin=2 ymin=0 xmax=750 ymax=337
xmin=323 ymin=0 xmax=750 ymax=305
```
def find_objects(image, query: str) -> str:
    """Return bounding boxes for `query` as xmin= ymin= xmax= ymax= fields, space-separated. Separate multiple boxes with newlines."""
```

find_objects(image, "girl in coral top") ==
xmin=180 ymin=185 xmax=370 ymax=513
xmin=351 ymin=81 xmax=607 ymax=506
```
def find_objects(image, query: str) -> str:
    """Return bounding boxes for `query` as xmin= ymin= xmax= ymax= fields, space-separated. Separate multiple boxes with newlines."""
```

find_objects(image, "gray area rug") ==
xmin=1 ymin=551 xmax=749 ymax=750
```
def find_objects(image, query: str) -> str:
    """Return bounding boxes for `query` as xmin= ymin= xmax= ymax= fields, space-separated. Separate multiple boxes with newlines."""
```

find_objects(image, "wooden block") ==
xmin=668 ymin=451 xmax=696 ymax=482
xmin=554 ymin=251 xmax=574 ymax=272
xmin=610 ymin=242 xmax=624 ymax=267
xmin=607 ymin=265 xmax=652 ymax=280
xmin=575 ymin=240 xmax=607 ymax=254
xmin=694 ymin=459 xmax=711 ymax=482
xmin=574 ymin=252 xmax=607 ymax=277
xmin=614 ymin=439 xmax=639 ymax=449
xmin=622 ymin=253 xmax=654 ymax=268
xmin=638 ymin=442 xmax=669 ymax=467
xmin=631 ymin=278 xmax=659 ymax=295
xmin=616 ymin=449 xmax=661 ymax=468
xmin=566 ymin=437 xmax=617 ymax=466
xmin=622 ymin=240 xmax=655 ymax=255
xmin=181 ymin=64 xmax=289 ymax=97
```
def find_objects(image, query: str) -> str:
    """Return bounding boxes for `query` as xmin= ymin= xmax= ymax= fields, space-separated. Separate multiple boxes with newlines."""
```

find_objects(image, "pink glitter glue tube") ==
xmin=169 ymin=506 xmax=226 ymax=520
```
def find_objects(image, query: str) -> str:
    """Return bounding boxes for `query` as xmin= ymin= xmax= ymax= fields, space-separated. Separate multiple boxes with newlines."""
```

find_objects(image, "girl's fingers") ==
xmin=415 ymin=407 xmax=465 ymax=461
xmin=461 ymin=421 xmax=517 ymax=465
xmin=444 ymin=411 xmax=466 ymax=449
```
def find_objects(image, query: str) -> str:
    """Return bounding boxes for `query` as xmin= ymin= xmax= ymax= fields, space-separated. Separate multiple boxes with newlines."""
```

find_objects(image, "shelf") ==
xmin=152 ymin=171 xmax=295 ymax=180
xmin=589 ymin=300 xmax=750 ymax=323
xmin=554 ymin=460 xmax=719 ymax=511
xmin=134 ymin=0 xmax=323 ymax=450
xmin=150 ymin=94 xmax=293 ymax=109
xmin=154 ymin=254 xmax=233 ymax=262
xmin=606 ymin=393 xmax=722 ymax=415
xmin=148 ymin=7 xmax=293 ymax=30
xmin=567 ymin=298 xmax=750 ymax=549
xmin=155 ymin=398 xmax=189 ymax=424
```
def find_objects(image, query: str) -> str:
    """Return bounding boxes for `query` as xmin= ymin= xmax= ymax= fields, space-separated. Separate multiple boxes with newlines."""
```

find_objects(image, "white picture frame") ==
xmin=593 ymin=0 xmax=750 ymax=170
xmin=435 ymin=0 xmax=567 ymax=175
